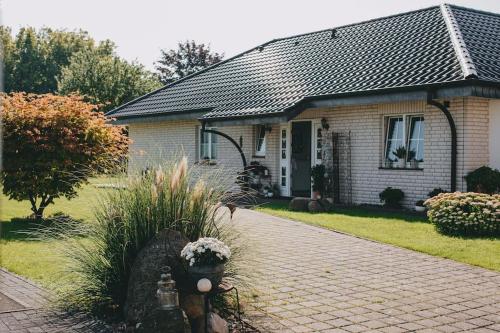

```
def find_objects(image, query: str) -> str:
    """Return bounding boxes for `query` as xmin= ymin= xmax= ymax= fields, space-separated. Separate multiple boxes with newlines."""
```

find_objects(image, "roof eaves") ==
xmin=105 ymin=39 xmax=279 ymax=118
xmin=440 ymin=3 xmax=478 ymax=79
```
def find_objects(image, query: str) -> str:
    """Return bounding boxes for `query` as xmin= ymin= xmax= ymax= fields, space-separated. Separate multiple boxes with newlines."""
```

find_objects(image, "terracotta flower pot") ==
xmin=188 ymin=263 xmax=225 ymax=289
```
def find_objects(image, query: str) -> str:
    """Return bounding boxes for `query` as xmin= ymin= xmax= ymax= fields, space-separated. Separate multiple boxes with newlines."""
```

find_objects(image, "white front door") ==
xmin=280 ymin=119 xmax=323 ymax=197
xmin=279 ymin=125 xmax=290 ymax=196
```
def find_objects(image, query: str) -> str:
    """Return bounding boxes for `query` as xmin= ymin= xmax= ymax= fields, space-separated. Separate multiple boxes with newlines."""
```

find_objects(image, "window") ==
xmin=385 ymin=117 xmax=405 ymax=161
xmin=407 ymin=116 xmax=424 ymax=161
xmin=254 ymin=125 xmax=267 ymax=156
xmin=281 ymin=167 xmax=286 ymax=186
xmin=316 ymin=127 xmax=323 ymax=162
xmin=384 ymin=115 xmax=424 ymax=163
xmin=199 ymin=127 xmax=217 ymax=160
xmin=280 ymin=127 xmax=288 ymax=190
xmin=281 ymin=129 xmax=287 ymax=159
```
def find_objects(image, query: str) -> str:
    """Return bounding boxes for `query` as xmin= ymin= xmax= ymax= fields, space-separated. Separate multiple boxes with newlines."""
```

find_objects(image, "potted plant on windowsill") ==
xmin=414 ymin=200 xmax=426 ymax=212
xmin=392 ymin=146 xmax=407 ymax=168
xmin=407 ymin=150 xmax=418 ymax=168
xmin=384 ymin=158 xmax=394 ymax=168
xmin=311 ymin=164 xmax=326 ymax=200
xmin=181 ymin=237 xmax=231 ymax=288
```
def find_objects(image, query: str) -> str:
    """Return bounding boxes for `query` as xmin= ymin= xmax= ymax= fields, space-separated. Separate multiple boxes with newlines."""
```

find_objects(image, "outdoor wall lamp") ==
xmin=321 ymin=118 xmax=330 ymax=130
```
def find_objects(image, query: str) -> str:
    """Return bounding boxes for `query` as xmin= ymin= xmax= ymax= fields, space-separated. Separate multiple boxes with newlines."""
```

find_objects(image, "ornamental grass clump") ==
xmin=425 ymin=192 xmax=500 ymax=236
xmin=52 ymin=157 xmax=245 ymax=317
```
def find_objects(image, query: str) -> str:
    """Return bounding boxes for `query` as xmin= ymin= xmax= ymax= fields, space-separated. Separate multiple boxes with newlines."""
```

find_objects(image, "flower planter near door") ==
xmin=181 ymin=237 xmax=231 ymax=290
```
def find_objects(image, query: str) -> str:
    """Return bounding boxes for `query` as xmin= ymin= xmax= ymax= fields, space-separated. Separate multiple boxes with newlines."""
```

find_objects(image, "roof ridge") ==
xmin=440 ymin=3 xmax=478 ymax=79
xmin=271 ymin=5 xmax=441 ymax=43
xmin=446 ymin=3 xmax=500 ymax=18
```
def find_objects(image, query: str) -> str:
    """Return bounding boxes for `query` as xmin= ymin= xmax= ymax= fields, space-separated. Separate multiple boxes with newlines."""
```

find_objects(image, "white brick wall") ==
xmin=127 ymin=120 xmax=279 ymax=189
xmin=127 ymin=97 xmax=492 ymax=207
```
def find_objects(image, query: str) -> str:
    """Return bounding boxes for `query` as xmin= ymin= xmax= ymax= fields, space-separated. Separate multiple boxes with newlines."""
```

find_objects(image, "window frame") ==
xmin=383 ymin=114 xmax=424 ymax=167
xmin=199 ymin=126 xmax=217 ymax=161
xmin=406 ymin=115 xmax=424 ymax=162
xmin=254 ymin=125 xmax=267 ymax=157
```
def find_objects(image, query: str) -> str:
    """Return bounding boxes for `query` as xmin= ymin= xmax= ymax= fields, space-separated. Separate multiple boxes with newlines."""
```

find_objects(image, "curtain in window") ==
xmin=255 ymin=125 xmax=266 ymax=155
xmin=385 ymin=117 xmax=404 ymax=161
xmin=407 ymin=116 xmax=424 ymax=161
xmin=200 ymin=128 xmax=217 ymax=160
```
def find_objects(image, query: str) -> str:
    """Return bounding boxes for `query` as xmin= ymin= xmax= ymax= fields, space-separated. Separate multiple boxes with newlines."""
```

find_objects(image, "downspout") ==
xmin=427 ymin=93 xmax=457 ymax=192
xmin=201 ymin=122 xmax=247 ymax=168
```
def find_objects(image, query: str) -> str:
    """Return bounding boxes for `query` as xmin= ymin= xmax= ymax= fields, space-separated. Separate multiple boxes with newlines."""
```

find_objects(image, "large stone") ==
xmin=125 ymin=229 xmax=189 ymax=324
xmin=308 ymin=200 xmax=325 ymax=213
xmin=289 ymin=197 xmax=310 ymax=211
xmin=136 ymin=308 xmax=188 ymax=333
xmin=208 ymin=312 xmax=229 ymax=333
xmin=190 ymin=312 xmax=229 ymax=333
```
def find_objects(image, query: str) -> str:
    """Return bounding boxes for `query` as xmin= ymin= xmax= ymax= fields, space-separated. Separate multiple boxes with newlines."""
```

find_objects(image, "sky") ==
xmin=2 ymin=0 xmax=500 ymax=71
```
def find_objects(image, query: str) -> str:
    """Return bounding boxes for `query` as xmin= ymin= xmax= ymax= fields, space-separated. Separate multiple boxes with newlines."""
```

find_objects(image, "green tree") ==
xmin=0 ymin=26 xmax=16 ymax=92
xmin=58 ymin=48 xmax=162 ymax=112
xmin=10 ymin=27 xmax=47 ymax=93
xmin=155 ymin=40 xmax=224 ymax=84
xmin=42 ymin=28 xmax=101 ymax=92
xmin=1 ymin=93 xmax=129 ymax=219
xmin=1 ymin=26 xmax=115 ymax=94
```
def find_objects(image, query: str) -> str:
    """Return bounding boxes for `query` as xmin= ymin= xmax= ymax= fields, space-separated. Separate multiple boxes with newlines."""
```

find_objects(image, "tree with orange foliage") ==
xmin=2 ymin=93 xmax=129 ymax=220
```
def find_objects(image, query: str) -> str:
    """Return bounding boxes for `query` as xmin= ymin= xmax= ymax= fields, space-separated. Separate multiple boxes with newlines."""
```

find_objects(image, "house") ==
xmin=107 ymin=4 xmax=500 ymax=207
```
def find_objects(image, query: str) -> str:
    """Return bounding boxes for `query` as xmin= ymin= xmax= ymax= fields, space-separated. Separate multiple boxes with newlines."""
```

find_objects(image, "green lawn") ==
xmin=256 ymin=201 xmax=500 ymax=272
xmin=3 ymin=187 xmax=500 ymax=288
xmin=0 ymin=178 xmax=113 ymax=287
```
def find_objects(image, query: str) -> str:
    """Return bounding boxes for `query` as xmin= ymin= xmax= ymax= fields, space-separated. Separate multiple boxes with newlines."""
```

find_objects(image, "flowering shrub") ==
xmin=425 ymin=192 xmax=500 ymax=236
xmin=181 ymin=237 xmax=231 ymax=267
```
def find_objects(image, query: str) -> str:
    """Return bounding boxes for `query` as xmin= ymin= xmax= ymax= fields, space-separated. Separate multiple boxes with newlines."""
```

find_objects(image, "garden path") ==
xmin=233 ymin=209 xmax=500 ymax=333
xmin=0 ymin=268 xmax=107 ymax=332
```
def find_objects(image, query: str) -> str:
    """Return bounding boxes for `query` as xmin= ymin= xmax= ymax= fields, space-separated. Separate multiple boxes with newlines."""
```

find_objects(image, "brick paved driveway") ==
xmin=234 ymin=209 xmax=500 ymax=333
xmin=0 ymin=268 xmax=107 ymax=332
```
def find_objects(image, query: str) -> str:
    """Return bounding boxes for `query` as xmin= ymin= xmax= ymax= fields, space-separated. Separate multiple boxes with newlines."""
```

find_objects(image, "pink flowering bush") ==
xmin=425 ymin=192 xmax=500 ymax=236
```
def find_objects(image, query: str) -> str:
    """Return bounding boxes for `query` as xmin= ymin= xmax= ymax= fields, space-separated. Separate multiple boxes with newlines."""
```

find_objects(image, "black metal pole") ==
xmin=204 ymin=294 xmax=209 ymax=333
xmin=427 ymin=94 xmax=457 ymax=192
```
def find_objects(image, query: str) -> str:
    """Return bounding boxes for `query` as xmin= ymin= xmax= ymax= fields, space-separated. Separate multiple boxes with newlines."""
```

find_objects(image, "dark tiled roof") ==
xmin=451 ymin=6 xmax=500 ymax=81
xmin=107 ymin=4 xmax=500 ymax=121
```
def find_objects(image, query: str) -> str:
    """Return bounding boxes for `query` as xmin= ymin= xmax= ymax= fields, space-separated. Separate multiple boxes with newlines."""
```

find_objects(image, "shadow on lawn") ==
xmin=258 ymin=200 xmax=500 ymax=240
xmin=0 ymin=213 xmax=84 ymax=241
xmin=259 ymin=199 xmax=428 ymax=223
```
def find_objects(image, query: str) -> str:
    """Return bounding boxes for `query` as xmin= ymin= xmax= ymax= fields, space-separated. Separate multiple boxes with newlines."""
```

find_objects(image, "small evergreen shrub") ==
xmin=425 ymin=192 xmax=500 ymax=236
xmin=379 ymin=187 xmax=404 ymax=207
xmin=465 ymin=166 xmax=500 ymax=194
xmin=311 ymin=164 xmax=326 ymax=194
xmin=428 ymin=188 xmax=449 ymax=198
